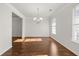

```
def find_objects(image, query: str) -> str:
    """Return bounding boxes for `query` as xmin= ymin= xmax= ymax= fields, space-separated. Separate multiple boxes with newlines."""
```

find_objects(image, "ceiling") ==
xmin=11 ymin=3 xmax=65 ymax=18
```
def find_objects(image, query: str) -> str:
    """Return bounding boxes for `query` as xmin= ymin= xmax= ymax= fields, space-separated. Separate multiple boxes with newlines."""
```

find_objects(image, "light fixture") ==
xmin=33 ymin=8 xmax=43 ymax=23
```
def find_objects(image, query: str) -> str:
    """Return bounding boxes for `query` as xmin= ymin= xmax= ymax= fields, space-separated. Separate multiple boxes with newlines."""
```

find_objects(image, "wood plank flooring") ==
xmin=2 ymin=37 xmax=76 ymax=56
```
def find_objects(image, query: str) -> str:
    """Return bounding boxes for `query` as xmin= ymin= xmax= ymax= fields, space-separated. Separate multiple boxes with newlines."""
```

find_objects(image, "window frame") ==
xmin=72 ymin=5 xmax=79 ymax=43
xmin=51 ymin=18 xmax=56 ymax=35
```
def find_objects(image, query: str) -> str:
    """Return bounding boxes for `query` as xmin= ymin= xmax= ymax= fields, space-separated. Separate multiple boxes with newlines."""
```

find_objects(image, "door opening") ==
xmin=12 ymin=13 xmax=22 ymax=45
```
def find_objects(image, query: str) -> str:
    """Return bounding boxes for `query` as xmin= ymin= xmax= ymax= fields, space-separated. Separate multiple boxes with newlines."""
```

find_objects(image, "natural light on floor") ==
xmin=13 ymin=39 xmax=25 ymax=42
xmin=25 ymin=38 xmax=43 ymax=42
xmin=13 ymin=38 xmax=43 ymax=43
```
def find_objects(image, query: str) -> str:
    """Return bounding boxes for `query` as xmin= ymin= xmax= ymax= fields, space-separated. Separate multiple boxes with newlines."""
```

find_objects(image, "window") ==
xmin=52 ymin=18 xmax=56 ymax=34
xmin=72 ymin=5 xmax=79 ymax=43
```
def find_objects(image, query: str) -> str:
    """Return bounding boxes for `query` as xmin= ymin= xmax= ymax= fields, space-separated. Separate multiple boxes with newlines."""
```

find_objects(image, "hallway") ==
xmin=2 ymin=37 xmax=76 ymax=56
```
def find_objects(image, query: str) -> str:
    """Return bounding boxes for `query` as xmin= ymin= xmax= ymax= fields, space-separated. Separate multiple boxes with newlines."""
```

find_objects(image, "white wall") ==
xmin=0 ymin=3 xmax=25 ymax=55
xmin=0 ymin=3 xmax=12 ymax=55
xmin=23 ymin=17 xmax=49 ymax=37
xmin=12 ymin=15 xmax=22 ymax=37
xmin=50 ymin=4 xmax=79 ymax=55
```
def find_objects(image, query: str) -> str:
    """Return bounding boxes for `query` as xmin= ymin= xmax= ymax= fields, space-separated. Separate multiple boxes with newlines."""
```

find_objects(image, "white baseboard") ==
xmin=0 ymin=46 xmax=12 ymax=56
xmin=50 ymin=36 xmax=78 ymax=56
xmin=22 ymin=35 xmax=50 ymax=38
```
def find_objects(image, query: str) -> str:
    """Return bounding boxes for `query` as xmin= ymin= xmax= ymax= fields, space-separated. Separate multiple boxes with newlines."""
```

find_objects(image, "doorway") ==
xmin=12 ymin=13 xmax=22 ymax=45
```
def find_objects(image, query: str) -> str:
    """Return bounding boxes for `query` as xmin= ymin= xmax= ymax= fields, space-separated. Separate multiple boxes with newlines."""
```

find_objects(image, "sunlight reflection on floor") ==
xmin=14 ymin=38 xmax=43 ymax=42
xmin=50 ymin=41 xmax=58 ymax=56
xmin=25 ymin=38 xmax=43 ymax=42
xmin=13 ymin=39 xmax=25 ymax=42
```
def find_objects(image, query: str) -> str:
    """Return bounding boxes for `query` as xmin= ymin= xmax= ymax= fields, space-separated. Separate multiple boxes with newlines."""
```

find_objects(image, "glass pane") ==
xmin=72 ymin=5 xmax=79 ymax=41
xmin=52 ymin=18 xmax=56 ymax=34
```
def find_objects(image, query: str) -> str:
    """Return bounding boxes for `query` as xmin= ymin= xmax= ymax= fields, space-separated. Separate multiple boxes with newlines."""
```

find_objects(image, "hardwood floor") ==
xmin=2 ymin=37 xmax=76 ymax=56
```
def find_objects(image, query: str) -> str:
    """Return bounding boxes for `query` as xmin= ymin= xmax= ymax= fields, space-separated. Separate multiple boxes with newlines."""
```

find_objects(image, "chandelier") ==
xmin=33 ymin=8 xmax=43 ymax=23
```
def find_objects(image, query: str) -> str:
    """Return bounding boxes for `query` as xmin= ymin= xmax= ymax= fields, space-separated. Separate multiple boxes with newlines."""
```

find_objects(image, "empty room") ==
xmin=0 ymin=3 xmax=79 ymax=56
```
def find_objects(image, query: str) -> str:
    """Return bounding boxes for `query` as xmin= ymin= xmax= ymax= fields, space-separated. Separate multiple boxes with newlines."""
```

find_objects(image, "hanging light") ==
xmin=33 ymin=8 xmax=43 ymax=23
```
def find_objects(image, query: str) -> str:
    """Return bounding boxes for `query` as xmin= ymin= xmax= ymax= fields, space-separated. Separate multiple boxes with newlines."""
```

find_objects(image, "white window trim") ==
xmin=72 ymin=5 xmax=79 ymax=43
xmin=52 ymin=18 xmax=56 ymax=35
